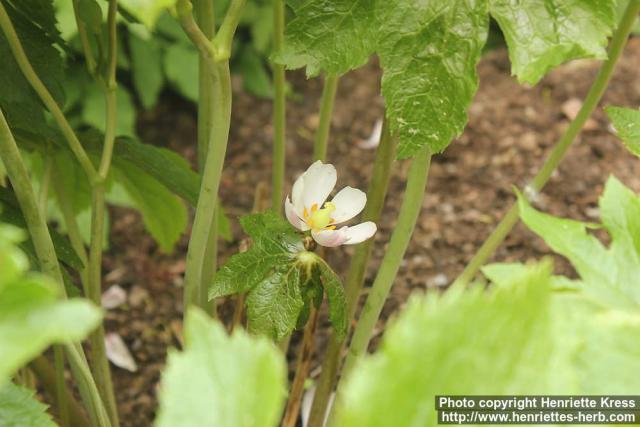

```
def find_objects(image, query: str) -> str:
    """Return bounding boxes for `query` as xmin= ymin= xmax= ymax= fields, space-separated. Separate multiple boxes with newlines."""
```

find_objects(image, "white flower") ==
xmin=285 ymin=161 xmax=377 ymax=247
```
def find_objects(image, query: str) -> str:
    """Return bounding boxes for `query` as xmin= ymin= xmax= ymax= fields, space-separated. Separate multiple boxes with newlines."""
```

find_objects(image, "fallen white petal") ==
xmin=101 ymin=285 xmax=127 ymax=309
xmin=344 ymin=221 xmax=377 ymax=245
xmin=302 ymin=161 xmax=336 ymax=210
xmin=330 ymin=186 xmax=367 ymax=224
xmin=105 ymin=333 xmax=138 ymax=372
xmin=358 ymin=118 xmax=383 ymax=149
xmin=312 ymin=227 xmax=349 ymax=247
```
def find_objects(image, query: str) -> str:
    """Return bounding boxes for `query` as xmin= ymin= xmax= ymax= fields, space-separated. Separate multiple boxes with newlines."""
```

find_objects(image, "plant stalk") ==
xmin=327 ymin=147 xmax=432 ymax=427
xmin=307 ymin=118 xmax=395 ymax=427
xmin=31 ymin=356 xmax=91 ymax=427
xmin=0 ymin=109 xmax=110 ymax=427
xmin=312 ymin=75 xmax=339 ymax=161
xmin=452 ymin=0 xmax=640 ymax=288
xmin=193 ymin=0 xmax=219 ymax=316
xmin=271 ymin=0 xmax=287 ymax=209
xmin=84 ymin=1 xmax=120 ymax=424
xmin=281 ymin=307 xmax=319 ymax=427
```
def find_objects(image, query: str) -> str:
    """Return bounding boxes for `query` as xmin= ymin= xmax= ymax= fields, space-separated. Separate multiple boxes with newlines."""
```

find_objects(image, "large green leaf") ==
xmin=0 ymin=382 xmax=56 ymax=427
xmin=337 ymin=261 xmax=640 ymax=426
xmin=0 ymin=223 xmax=102 ymax=384
xmin=273 ymin=0 xmax=376 ymax=77
xmin=605 ymin=105 xmax=640 ymax=157
xmin=155 ymin=308 xmax=286 ymax=427
xmin=489 ymin=0 xmax=616 ymax=84
xmin=518 ymin=175 xmax=640 ymax=310
xmin=377 ymin=0 xmax=489 ymax=158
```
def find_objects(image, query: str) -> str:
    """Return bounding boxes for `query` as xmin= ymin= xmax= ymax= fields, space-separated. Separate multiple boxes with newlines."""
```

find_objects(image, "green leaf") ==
xmin=517 ymin=176 xmax=640 ymax=310
xmin=317 ymin=259 xmax=347 ymax=339
xmin=163 ymin=43 xmax=199 ymax=102
xmin=489 ymin=0 xmax=616 ymax=84
xmin=337 ymin=262 xmax=567 ymax=427
xmin=76 ymin=0 xmax=103 ymax=34
xmin=109 ymin=161 xmax=188 ymax=252
xmin=605 ymin=105 xmax=640 ymax=157
xmin=0 ymin=223 xmax=102 ymax=383
xmin=274 ymin=0 xmax=377 ymax=77
xmin=377 ymin=0 xmax=489 ymax=158
xmin=129 ymin=32 xmax=165 ymax=109
xmin=210 ymin=211 xmax=304 ymax=300
xmin=337 ymin=260 xmax=640 ymax=426
xmin=0 ymin=382 xmax=56 ymax=427
xmin=0 ymin=0 xmax=65 ymax=136
xmin=246 ymin=264 xmax=305 ymax=340
xmin=118 ymin=0 xmax=176 ymax=29
xmin=155 ymin=307 xmax=286 ymax=427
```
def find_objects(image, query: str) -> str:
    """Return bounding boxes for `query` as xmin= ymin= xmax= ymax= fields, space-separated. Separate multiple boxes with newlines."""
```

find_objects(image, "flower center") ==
xmin=303 ymin=202 xmax=336 ymax=231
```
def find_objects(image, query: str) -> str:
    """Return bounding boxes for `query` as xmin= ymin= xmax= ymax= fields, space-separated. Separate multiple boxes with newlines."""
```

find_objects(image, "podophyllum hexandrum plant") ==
xmin=1 ymin=0 xmax=640 ymax=426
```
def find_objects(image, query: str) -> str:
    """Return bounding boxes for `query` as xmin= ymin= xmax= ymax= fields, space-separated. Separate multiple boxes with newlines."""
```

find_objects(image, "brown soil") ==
xmin=102 ymin=39 xmax=640 ymax=426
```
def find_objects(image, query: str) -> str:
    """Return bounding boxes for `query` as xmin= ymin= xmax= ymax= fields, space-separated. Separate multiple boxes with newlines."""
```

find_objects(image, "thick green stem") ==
xmin=452 ymin=1 xmax=640 ymax=288
xmin=185 ymin=61 xmax=233 ymax=310
xmin=328 ymin=147 xmax=432 ymax=427
xmin=271 ymin=0 xmax=286 ymax=209
xmin=84 ymin=1 xmax=119 ymax=424
xmin=179 ymin=1 xmax=245 ymax=312
xmin=194 ymin=0 xmax=220 ymax=315
xmin=312 ymin=75 xmax=339 ymax=161
xmin=307 ymin=119 xmax=395 ymax=427
xmin=0 ymin=109 xmax=110 ymax=427
xmin=0 ymin=2 xmax=97 ymax=182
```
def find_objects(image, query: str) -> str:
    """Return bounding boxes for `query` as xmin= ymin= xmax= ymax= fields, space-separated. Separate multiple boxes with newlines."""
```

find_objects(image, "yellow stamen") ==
xmin=305 ymin=201 xmax=336 ymax=230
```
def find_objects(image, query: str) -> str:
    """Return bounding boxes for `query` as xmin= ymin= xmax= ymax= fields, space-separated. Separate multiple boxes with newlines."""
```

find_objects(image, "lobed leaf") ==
xmin=0 ymin=382 xmax=56 ymax=427
xmin=155 ymin=308 xmax=286 ymax=427
xmin=129 ymin=32 xmax=165 ymax=109
xmin=273 ymin=0 xmax=376 ymax=77
xmin=377 ymin=0 xmax=489 ymax=158
xmin=517 ymin=176 xmax=640 ymax=310
xmin=317 ymin=259 xmax=347 ymax=339
xmin=605 ymin=105 xmax=640 ymax=157
xmin=489 ymin=0 xmax=616 ymax=84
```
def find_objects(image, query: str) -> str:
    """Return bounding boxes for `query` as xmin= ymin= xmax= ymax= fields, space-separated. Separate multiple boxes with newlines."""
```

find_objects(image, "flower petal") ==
xmin=302 ymin=161 xmax=336 ymax=210
xmin=285 ymin=197 xmax=308 ymax=231
xmin=311 ymin=227 xmax=348 ymax=247
xmin=291 ymin=172 xmax=305 ymax=216
xmin=344 ymin=222 xmax=377 ymax=245
xmin=330 ymin=186 xmax=367 ymax=224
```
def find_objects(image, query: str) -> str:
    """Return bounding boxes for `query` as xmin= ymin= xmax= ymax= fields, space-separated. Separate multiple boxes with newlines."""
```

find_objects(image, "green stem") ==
xmin=452 ymin=0 xmax=640 ymax=288
xmin=271 ymin=0 xmax=286 ymax=209
xmin=0 ymin=2 xmax=97 ymax=182
xmin=179 ymin=1 xmax=245 ymax=312
xmin=0 ymin=109 xmax=110 ymax=427
xmin=312 ymin=75 xmax=339 ymax=161
xmin=193 ymin=0 xmax=220 ymax=316
xmin=307 ymin=118 xmax=395 ymax=427
xmin=327 ymin=147 xmax=432 ymax=427
xmin=185 ymin=60 xmax=233 ymax=310
xmin=53 ymin=346 xmax=70 ymax=427
xmin=85 ymin=1 xmax=119 ymax=424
